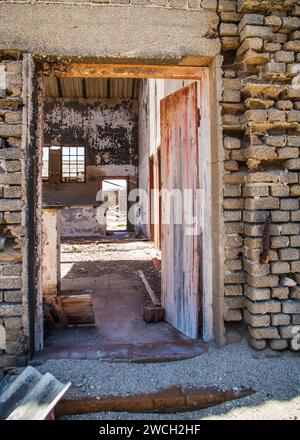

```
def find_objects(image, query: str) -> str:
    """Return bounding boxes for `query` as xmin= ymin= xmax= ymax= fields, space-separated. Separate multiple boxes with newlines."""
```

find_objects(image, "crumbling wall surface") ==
xmin=43 ymin=98 xmax=138 ymax=206
xmin=222 ymin=0 xmax=300 ymax=351
xmin=0 ymin=54 xmax=28 ymax=368
xmin=44 ymin=98 xmax=138 ymax=166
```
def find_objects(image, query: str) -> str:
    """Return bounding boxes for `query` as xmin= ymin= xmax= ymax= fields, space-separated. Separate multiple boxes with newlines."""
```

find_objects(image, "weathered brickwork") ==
xmin=0 ymin=0 xmax=300 ymax=368
xmin=0 ymin=55 xmax=28 ymax=368
xmin=222 ymin=0 xmax=300 ymax=351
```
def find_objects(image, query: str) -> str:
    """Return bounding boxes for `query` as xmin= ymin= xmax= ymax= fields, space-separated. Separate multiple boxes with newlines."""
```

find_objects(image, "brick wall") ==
xmin=222 ymin=0 xmax=300 ymax=350
xmin=0 ymin=55 xmax=29 ymax=369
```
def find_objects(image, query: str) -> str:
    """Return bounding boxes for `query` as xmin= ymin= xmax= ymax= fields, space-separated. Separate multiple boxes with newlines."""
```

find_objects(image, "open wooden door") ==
xmin=160 ymin=82 xmax=200 ymax=339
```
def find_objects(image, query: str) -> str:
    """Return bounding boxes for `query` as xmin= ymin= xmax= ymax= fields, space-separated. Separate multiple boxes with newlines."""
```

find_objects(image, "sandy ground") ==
xmin=34 ymin=340 xmax=300 ymax=420
xmin=60 ymin=238 xmax=161 ymax=299
xmin=43 ymin=239 xmax=168 ymax=347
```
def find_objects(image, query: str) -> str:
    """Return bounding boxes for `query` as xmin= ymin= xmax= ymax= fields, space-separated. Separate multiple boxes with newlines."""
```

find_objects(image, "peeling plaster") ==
xmin=44 ymin=98 xmax=138 ymax=166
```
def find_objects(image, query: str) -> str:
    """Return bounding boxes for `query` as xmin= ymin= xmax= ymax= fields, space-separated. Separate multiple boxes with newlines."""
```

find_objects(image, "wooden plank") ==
xmin=44 ymin=296 xmax=67 ymax=326
xmin=151 ymin=149 xmax=162 ymax=250
xmin=149 ymin=156 xmax=154 ymax=241
xmin=48 ymin=64 xmax=204 ymax=80
xmin=160 ymin=82 xmax=199 ymax=339
xmin=138 ymin=270 xmax=160 ymax=306
xmin=44 ymin=294 xmax=95 ymax=326
xmin=59 ymin=294 xmax=95 ymax=325
xmin=42 ymin=208 xmax=61 ymax=297
xmin=157 ymin=147 xmax=162 ymax=250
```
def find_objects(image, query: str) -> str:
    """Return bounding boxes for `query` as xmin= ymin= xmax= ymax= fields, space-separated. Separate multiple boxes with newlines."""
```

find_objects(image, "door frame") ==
xmin=26 ymin=59 xmax=225 ymax=353
xmin=100 ymin=176 xmax=129 ymax=232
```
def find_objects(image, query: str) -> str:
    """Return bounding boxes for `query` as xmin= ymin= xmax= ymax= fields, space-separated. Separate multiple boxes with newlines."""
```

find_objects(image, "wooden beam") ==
xmin=138 ymin=270 xmax=159 ymax=306
xmin=48 ymin=64 xmax=205 ymax=80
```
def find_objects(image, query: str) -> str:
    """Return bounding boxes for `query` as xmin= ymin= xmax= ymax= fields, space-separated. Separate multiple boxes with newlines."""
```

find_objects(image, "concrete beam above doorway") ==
xmin=0 ymin=4 xmax=220 ymax=62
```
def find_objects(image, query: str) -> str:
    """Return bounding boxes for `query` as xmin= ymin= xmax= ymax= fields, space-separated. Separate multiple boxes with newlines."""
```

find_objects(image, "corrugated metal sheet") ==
xmin=60 ymin=77 xmax=83 ymax=98
xmin=43 ymin=76 xmax=59 ymax=97
xmin=0 ymin=366 xmax=71 ymax=420
xmin=44 ymin=77 xmax=139 ymax=99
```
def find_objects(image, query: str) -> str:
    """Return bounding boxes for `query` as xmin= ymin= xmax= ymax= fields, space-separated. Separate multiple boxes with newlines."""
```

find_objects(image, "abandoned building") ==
xmin=0 ymin=0 xmax=300 ymax=371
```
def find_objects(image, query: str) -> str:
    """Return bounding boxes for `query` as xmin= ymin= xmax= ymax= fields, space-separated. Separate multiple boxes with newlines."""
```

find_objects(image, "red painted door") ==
xmin=160 ymin=82 xmax=199 ymax=339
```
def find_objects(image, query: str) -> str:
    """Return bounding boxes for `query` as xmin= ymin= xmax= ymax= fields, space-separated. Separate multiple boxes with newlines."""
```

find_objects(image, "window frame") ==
xmin=60 ymin=145 xmax=86 ymax=184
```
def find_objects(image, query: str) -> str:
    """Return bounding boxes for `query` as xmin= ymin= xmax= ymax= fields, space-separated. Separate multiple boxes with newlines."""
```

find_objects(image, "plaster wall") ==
xmin=43 ymin=97 xmax=138 ymax=206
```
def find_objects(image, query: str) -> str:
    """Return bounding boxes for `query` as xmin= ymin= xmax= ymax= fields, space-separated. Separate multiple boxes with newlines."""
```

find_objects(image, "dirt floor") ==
xmin=44 ymin=238 xmax=184 ymax=347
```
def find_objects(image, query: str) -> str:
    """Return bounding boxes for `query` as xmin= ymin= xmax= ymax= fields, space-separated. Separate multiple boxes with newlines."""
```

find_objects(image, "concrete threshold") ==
xmin=32 ymin=340 xmax=208 ymax=363
xmin=55 ymin=385 xmax=255 ymax=416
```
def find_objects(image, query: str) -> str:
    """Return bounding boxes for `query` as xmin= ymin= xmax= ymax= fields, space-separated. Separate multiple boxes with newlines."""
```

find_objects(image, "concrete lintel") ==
xmin=0 ymin=4 xmax=220 ymax=61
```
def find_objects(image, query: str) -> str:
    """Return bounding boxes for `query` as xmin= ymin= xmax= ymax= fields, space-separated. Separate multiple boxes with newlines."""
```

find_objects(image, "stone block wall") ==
xmin=0 ymin=54 xmax=29 ymax=368
xmin=1 ymin=0 xmax=300 ymax=369
xmin=221 ymin=0 xmax=300 ymax=350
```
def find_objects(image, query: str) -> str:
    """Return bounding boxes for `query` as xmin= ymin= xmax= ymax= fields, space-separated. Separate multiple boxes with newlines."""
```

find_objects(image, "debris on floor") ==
xmin=44 ymin=293 xmax=95 ymax=328
xmin=35 ymin=340 xmax=300 ymax=420
xmin=139 ymin=269 xmax=165 ymax=322
xmin=42 ymin=239 xmax=182 ymax=352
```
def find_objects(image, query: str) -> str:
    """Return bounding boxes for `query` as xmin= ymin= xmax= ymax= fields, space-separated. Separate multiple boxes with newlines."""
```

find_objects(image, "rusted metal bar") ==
xmin=55 ymin=385 xmax=255 ymax=416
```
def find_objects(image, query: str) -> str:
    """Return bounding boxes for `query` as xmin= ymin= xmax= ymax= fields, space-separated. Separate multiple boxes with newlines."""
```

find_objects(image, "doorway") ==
xmin=101 ymin=178 xmax=128 ymax=232
xmin=31 ymin=63 xmax=219 ymax=359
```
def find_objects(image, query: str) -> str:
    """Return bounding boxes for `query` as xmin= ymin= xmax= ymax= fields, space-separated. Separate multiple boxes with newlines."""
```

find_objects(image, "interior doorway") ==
xmin=101 ymin=178 xmax=128 ymax=232
xmin=33 ymin=63 xmax=217 ymax=360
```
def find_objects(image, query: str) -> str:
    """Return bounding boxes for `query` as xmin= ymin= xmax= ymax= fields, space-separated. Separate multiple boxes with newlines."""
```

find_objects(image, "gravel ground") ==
xmin=35 ymin=340 xmax=300 ymax=420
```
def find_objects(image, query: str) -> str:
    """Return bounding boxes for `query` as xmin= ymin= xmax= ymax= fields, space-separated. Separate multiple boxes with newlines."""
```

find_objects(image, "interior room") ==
xmin=39 ymin=73 xmax=205 ymax=362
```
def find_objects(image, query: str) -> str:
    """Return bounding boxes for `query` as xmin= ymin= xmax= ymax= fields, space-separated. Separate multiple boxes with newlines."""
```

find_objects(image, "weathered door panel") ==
xmin=160 ymin=82 xmax=199 ymax=339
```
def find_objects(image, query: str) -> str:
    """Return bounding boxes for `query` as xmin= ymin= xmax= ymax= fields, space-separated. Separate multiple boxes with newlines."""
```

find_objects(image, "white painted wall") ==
xmin=149 ymin=79 xmax=187 ymax=156
xmin=138 ymin=80 xmax=151 ymax=237
xmin=42 ymin=208 xmax=61 ymax=296
xmin=138 ymin=78 xmax=195 ymax=238
xmin=0 ymin=324 xmax=6 ymax=350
